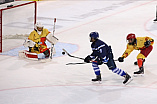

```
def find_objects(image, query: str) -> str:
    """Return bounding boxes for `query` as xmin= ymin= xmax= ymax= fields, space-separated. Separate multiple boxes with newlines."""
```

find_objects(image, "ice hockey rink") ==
xmin=0 ymin=0 xmax=157 ymax=104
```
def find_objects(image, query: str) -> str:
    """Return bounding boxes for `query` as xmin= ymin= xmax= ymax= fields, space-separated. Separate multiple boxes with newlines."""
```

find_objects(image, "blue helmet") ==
xmin=89 ymin=32 xmax=99 ymax=39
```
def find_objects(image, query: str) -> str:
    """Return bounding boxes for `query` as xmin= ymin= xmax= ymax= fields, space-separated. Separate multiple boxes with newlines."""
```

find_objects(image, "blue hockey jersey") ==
xmin=91 ymin=39 xmax=111 ymax=59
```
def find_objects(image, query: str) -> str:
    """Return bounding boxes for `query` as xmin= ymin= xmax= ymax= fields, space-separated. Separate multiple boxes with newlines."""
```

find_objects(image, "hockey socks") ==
xmin=112 ymin=68 xmax=126 ymax=76
xmin=92 ymin=62 xmax=101 ymax=82
xmin=112 ymin=68 xmax=132 ymax=85
xmin=92 ymin=62 xmax=101 ymax=76
xmin=137 ymin=58 xmax=144 ymax=68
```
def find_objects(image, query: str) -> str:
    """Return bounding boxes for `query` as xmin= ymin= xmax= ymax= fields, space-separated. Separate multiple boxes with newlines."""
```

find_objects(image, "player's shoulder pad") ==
xmin=94 ymin=39 xmax=106 ymax=47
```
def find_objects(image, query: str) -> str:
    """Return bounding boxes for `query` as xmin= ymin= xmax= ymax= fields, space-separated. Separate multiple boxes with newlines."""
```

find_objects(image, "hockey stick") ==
xmin=66 ymin=61 xmax=108 ymax=65
xmin=154 ymin=5 xmax=157 ymax=21
xmin=62 ymin=48 xmax=118 ymax=65
xmin=66 ymin=59 xmax=118 ymax=65
xmin=62 ymin=48 xmax=84 ymax=60
xmin=50 ymin=18 xmax=56 ymax=59
xmin=62 ymin=48 xmax=118 ymax=61
xmin=66 ymin=62 xmax=88 ymax=65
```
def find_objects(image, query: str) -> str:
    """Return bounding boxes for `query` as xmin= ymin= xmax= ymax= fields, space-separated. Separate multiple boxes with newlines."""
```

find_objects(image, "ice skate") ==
xmin=133 ymin=67 xmax=144 ymax=77
xmin=123 ymin=73 xmax=133 ymax=85
xmin=154 ymin=18 xmax=157 ymax=22
xmin=92 ymin=75 xmax=101 ymax=82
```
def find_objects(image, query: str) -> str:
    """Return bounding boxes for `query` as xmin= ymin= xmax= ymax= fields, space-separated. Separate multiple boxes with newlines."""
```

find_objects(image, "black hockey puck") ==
xmin=62 ymin=52 xmax=65 ymax=55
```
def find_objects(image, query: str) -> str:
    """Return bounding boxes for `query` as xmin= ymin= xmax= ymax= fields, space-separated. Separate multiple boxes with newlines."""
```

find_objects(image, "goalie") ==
xmin=20 ymin=22 xmax=58 ymax=60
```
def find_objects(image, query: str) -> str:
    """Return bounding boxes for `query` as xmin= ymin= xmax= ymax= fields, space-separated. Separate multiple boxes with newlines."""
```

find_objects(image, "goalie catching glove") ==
xmin=23 ymin=38 xmax=35 ymax=48
xmin=46 ymin=33 xmax=59 ymax=45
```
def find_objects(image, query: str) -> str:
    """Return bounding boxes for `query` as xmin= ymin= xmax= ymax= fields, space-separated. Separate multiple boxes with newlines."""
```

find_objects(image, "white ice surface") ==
xmin=0 ymin=1 xmax=157 ymax=104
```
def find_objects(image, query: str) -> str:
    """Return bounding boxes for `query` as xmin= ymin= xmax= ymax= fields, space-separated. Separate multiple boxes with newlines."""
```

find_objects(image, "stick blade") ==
xmin=62 ymin=48 xmax=70 ymax=55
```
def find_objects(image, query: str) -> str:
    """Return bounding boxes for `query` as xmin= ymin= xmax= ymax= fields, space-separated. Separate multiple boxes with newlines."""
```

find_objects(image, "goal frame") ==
xmin=0 ymin=1 xmax=37 ymax=52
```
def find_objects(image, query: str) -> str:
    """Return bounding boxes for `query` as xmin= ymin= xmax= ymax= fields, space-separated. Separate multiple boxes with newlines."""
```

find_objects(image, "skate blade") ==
xmin=92 ymin=81 xmax=102 ymax=84
xmin=133 ymin=74 xmax=144 ymax=77
xmin=124 ymin=78 xmax=133 ymax=86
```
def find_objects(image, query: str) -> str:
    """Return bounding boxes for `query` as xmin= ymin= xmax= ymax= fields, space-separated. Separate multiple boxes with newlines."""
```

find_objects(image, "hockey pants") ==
xmin=92 ymin=52 xmax=126 ymax=76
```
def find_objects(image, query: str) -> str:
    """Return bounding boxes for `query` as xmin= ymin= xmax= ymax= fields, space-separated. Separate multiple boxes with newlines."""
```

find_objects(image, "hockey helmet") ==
xmin=34 ymin=22 xmax=44 ymax=31
xmin=126 ymin=33 xmax=136 ymax=40
xmin=89 ymin=32 xmax=99 ymax=39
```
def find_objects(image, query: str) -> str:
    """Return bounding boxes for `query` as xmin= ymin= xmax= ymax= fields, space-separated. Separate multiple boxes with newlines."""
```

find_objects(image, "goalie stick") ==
xmin=154 ymin=5 xmax=157 ymax=22
xmin=50 ymin=18 xmax=56 ymax=59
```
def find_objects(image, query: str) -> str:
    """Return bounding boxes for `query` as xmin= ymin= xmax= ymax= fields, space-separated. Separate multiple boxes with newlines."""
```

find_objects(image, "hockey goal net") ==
xmin=0 ymin=1 xmax=36 ymax=52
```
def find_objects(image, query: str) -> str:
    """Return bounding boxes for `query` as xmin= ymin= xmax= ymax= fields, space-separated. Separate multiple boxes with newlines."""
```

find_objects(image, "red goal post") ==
xmin=0 ymin=1 xmax=37 ymax=52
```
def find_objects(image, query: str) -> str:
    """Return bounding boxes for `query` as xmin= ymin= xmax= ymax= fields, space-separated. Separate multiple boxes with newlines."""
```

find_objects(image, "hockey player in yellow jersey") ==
xmin=28 ymin=22 xmax=50 ymax=58
xmin=21 ymin=22 xmax=58 ymax=60
xmin=118 ymin=33 xmax=154 ymax=76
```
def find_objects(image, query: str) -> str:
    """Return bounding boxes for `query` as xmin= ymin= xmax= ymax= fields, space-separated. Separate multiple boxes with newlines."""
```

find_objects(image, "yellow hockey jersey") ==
xmin=122 ymin=37 xmax=154 ymax=58
xmin=28 ymin=28 xmax=50 ymax=43
xmin=28 ymin=28 xmax=50 ymax=53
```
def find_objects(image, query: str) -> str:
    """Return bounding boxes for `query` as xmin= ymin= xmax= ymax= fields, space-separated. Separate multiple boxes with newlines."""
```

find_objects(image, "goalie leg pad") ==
xmin=37 ymin=53 xmax=46 ymax=59
xmin=19 ymin=50 xmax=38 ymax=60
xmin=25 ymin=51 xmax=38 ymax=59
xmin=43 ymin=49 xmax=50 ymax=58
xmin=19 ymin=50 xmax=27 ymax=58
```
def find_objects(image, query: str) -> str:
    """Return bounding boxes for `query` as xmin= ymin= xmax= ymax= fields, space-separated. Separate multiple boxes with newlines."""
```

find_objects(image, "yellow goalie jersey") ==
xmin=122 ymin=37 xmax=154 ymax=58
xmin=28 ymin=28 xmax=50 ymax=53
xmin=28 ymin=28 xmax=49 ymax=43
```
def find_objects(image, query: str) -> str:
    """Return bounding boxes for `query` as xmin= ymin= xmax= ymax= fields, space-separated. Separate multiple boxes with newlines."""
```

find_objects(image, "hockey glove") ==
xmin=118 ymin=57 xmax=124 ymax=62
xmin=144 ymin=40 xmax=151 ymax=48
xmin=84 ymin=55 xmax=92 ymax=63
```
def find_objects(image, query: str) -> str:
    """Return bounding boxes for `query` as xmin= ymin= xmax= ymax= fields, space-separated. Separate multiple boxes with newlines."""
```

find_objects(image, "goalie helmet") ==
xmin=34 ymin=22 xmax=44 ymax=33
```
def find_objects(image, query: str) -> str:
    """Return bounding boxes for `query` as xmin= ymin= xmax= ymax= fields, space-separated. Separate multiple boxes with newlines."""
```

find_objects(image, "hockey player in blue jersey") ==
xmin=84 ymin=32 xmax=132 ymax=84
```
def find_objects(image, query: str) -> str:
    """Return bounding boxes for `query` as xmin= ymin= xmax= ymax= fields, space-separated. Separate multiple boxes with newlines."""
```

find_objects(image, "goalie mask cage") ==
xmin=0 ymin=1 xmax=37 ymax=52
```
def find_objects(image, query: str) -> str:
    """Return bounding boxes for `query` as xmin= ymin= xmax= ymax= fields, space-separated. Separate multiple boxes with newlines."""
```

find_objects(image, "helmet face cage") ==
xmin=35 ymin=22 xmax=44 ymax=32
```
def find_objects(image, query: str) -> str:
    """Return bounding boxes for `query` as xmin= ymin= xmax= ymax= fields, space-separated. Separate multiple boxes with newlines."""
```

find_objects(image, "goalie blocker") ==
xmin=19 ymin=33 xmax=58 ymax=60
xmin=46 ymin=33 xmax=59 ymax=45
